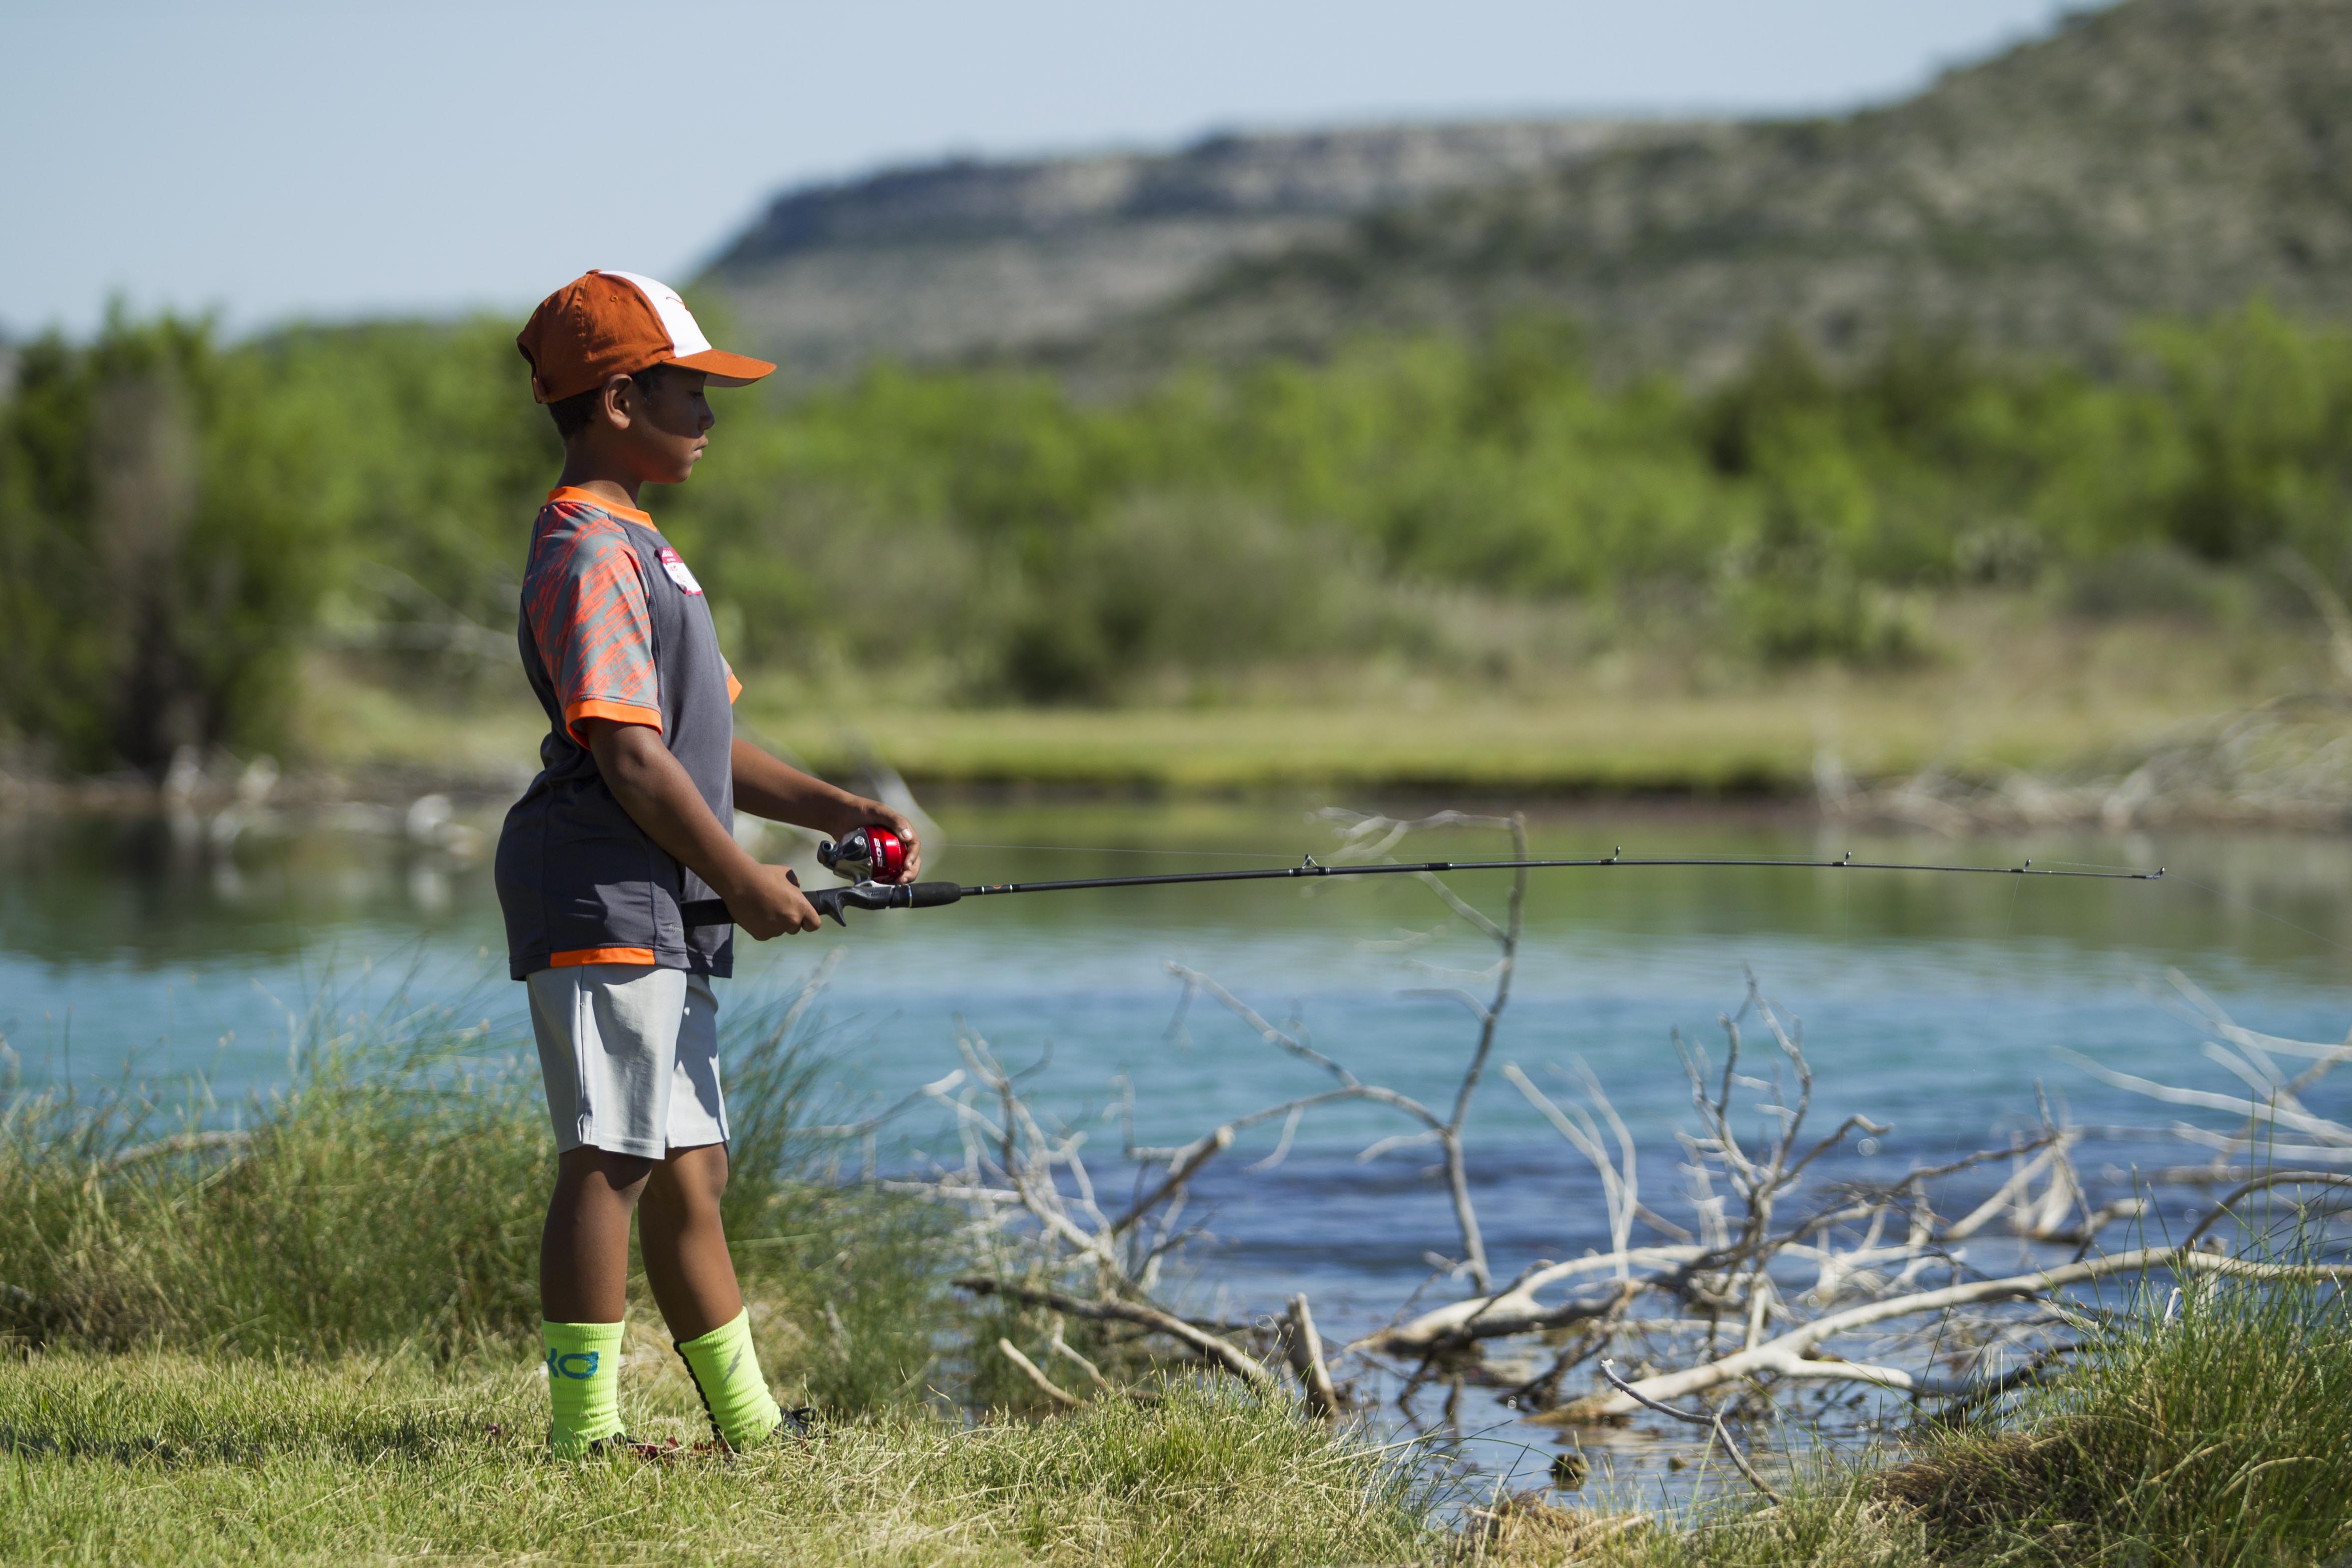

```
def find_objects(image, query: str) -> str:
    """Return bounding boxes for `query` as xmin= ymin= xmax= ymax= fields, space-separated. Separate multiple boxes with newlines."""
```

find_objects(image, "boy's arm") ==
xmin=730 ymin=739 xmax=925 ymax=881
xmin=583 ymin=720 xmax=821 ymax=939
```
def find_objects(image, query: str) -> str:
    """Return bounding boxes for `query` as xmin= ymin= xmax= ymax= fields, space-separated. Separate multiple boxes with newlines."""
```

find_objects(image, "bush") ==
xmin=10 ymin=301 xmax=2350 ymax=757
xmin=0 ymin=976 xmax=953 ymax=1411
xmin=0 ymin=315 xmax=332 ymax=768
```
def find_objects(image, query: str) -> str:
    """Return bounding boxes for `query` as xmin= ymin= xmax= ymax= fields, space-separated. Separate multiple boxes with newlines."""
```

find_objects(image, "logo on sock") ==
xmin=548 ymin=1350 xmax=601 ymax=1380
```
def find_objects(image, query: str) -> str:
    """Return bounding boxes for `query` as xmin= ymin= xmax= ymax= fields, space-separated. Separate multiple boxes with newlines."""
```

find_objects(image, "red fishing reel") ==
xmin=819 ymin=825 xmax=908 ymax=882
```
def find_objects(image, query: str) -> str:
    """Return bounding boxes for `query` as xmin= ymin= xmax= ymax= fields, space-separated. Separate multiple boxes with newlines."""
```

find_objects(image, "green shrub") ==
xmin=10 ymin=300 xmax=2350 ymax=756
xmin=0 ymin=315 xmax=332 ymax=768
xmin=0 ymin=979 xmax=953 ymax=1412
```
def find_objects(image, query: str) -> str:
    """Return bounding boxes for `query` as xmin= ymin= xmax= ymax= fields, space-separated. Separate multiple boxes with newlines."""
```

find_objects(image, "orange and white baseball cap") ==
xmin=516 ymin=270 xmax=774 ymax=404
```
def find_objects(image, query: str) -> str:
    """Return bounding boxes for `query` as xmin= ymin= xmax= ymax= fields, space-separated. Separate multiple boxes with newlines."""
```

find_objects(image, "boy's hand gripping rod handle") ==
xmin=679 ymin=881 xmax=962 ymax=929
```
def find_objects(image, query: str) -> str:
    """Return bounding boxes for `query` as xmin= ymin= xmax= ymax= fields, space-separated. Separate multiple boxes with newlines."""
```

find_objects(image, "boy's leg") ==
xmin=653 ymin=1156 xmax=782 ymax=1449
xmin=646 ymin=976 xmax=783 ymax=1449
xmin=637 ymin=1143 xmax=742 ymax=1339
xmin=541 ymin=1146 xmax=654 ymax=1324
xmin=528 ymin=963 xmax=686 ymax=1455
xmin=648 ymin=1150 xmax=783 ymax=1449
xmin=539 ymin=1147 xmax=652 ymax=1454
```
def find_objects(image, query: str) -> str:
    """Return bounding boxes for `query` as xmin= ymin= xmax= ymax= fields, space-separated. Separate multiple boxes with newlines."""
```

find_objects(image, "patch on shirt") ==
xmin=657 ymin=547 xmax=704 ymax=596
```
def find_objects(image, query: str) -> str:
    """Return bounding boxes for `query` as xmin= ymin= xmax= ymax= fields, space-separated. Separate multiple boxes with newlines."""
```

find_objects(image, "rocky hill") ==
xmin=703 ymin=0 xmax=2351 ymax=381
xmin=1081 ymin=0 xmax=2352 ymax=378
xmin=699 ymin=122 xmax=1700 ymax=376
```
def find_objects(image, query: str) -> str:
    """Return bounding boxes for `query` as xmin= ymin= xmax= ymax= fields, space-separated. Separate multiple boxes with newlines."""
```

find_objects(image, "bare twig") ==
xmin=997 ymin=1339 xmax=1083 ymax=1409
xmin=1285 ymin=1295 xmax=1342 ymax=1419
xmin=1558 ymin=1246 xmax=2352 ymax=1419
xmin=956 ymin=1278 xmax=1276 ymax=1390
xmin=1601 ymin=1358 xmax=1784 ymax=1504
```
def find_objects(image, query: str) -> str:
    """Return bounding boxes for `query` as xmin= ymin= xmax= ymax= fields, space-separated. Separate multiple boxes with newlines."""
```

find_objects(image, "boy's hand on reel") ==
xmin=824 ymin=811 xmax=922 ymax=882
xmin=722 ymin=863 xmax=822 ymax=939
xmin=877 ymin=812 xmax=922 ymax=881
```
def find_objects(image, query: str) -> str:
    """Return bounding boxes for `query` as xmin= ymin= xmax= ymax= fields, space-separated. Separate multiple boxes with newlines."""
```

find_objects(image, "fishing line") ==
xmin=2156 ymin=870 xmax=2352 ymax=956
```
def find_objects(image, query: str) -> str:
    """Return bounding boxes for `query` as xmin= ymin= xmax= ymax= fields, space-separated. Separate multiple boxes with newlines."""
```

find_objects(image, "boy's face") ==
xmin=599 ymin=368 xmax=714 ymax=485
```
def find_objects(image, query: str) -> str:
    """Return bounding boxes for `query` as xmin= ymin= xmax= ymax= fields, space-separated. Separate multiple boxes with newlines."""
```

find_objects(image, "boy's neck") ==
xmin=553 ymin=453 xmax=644 ymax=513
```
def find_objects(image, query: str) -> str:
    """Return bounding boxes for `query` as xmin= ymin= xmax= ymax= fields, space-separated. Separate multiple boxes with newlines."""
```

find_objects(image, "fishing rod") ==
xmin=677 ymin=827 xmax=2163 ymax=929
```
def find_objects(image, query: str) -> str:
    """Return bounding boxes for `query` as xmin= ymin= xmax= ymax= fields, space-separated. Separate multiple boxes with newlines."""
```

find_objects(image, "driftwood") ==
xmin=1550 ymin=1245 xmax=2352 ymax=1421
xmin=997 ymin=1338 xmax=1083 ymax=1409
xmin=102 ymin=1129 xmax=253 ymax=1170
xmin=1600 ymin=1358 xmax=1782 ymax=1504
xmin=1284 ymin=1295 xmax=1341 ymax=1418
xmin=955 ymin=1277 xmax=1277 ymax=1391
xmin=862 ymin=813 xmax=2352 ymax=1457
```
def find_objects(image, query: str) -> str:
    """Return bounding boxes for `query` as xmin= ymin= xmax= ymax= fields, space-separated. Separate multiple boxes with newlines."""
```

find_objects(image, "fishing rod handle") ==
xmin=678 ymin=880 xmax=963 ymax=929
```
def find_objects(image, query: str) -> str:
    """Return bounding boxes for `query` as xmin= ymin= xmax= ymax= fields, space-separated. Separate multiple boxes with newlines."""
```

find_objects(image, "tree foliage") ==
xmin=3 ymin=302 xmax=2349 ymax=761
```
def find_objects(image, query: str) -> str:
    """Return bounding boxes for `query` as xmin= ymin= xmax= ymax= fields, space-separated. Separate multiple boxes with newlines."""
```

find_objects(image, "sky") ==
xmin=3 ymin=2 xmax=2096 ymax=341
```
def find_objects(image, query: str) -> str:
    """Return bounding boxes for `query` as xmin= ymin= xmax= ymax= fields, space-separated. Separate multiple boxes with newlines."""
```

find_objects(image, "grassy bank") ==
xmin=0 ymin=998 xmax=1435 ymax=1564
xmin=0 ymin=1355 xmax=1427 ymax=1566
xmin=0 ymin=997 xmax=941 ymax=1400
xmin=1550 ymin=1268 xmax=2352 ymax=1568
xmin=295 ymin=597 xmax=2317 ymax=796
xmin=6 ymin=997 xmax=2346 ymax=1562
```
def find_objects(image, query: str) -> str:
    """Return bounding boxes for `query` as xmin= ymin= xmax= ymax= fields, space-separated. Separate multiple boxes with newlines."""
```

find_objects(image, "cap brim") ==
xmin=666 ymin=348 xmax=776 ymax=387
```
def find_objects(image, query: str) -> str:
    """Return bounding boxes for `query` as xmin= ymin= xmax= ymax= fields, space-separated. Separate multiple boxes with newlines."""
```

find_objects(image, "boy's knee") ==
xmin=657 ymin=1143 xmax=731 ymax=1206
xmin=560 ymin=1145 xmax=656 ymax=1196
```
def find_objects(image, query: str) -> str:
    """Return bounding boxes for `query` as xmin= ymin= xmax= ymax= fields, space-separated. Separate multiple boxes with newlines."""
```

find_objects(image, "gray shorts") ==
xmin=526 ymin=965 xmax=728 ymax=1159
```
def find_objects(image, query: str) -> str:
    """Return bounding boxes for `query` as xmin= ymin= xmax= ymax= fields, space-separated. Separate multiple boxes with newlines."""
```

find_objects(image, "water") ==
xmin=6 ymin=797 xmax=2348 ymax=1501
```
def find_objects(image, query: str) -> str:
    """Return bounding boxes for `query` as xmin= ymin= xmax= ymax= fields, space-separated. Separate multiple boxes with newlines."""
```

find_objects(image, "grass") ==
xmin=0 ymin=989 xmax=948 ymax=1407
xmin=0 ymin=992 xmax=1437 ymax=1564
xmin=7 ymin=977 xmax=2347 ymax=1561
xmin=0 ymin=1354 xmax=1432 ymax=1566
xmin=1557 ymin=1266 xmax=2352 ymax=1568
xmin=298 ymin=597 xmax=2320 ymax=796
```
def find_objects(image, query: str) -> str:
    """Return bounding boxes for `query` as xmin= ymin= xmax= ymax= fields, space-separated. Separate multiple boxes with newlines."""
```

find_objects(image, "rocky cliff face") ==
xmin=1081 ymin=0 xmax=2352 ymax=379
xmin=700 ymin=122 xmax=1700 ymax=375
xmin=703 ymin=0 xmax=2352 ymax=382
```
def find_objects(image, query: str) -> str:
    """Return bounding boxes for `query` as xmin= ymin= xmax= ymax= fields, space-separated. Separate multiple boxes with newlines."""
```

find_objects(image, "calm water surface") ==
xmin=6 ymin=798 xmax=2347 ymax=1501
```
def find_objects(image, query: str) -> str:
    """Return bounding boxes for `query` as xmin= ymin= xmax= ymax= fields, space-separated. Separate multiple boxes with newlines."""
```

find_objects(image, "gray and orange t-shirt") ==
xmin=495 ymin=487 xmax=741 ymax=980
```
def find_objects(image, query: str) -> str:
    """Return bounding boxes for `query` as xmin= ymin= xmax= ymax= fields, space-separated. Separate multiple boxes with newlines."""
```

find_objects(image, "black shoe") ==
xmin=690 ymin=1409 xmax=819 ymax=1456
xmin=584 ymin=1433 xmax=678 ymax=1461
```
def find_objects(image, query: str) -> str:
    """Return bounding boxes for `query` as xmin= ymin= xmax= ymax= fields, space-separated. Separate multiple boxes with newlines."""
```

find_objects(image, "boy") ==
xmin=499 ymin=270 xmax=921 ymax=1457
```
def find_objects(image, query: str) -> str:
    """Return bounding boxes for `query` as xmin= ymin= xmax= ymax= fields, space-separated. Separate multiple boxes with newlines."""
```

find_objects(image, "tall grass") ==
xmin=0 ymin=977 xmax=952 ymax=1412
xmin=0 ymin=979 xmax=1441 ymax=1564
xmin=1599 ymin=1258 xmax=2352 ymax=1566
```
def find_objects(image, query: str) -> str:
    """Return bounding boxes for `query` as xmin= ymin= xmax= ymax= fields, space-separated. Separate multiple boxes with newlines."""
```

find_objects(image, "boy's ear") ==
xmin=596 ymin=372 xmax=637 ymax=433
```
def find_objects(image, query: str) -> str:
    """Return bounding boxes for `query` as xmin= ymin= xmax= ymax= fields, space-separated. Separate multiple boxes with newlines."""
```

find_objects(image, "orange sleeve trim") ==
xmin=562 ymin=697 xmax=663 ymax=746
xmin=725 ymin=665 xmax=742 ymax=704
xmin=549 ymin=946 xmax=659 ymax=968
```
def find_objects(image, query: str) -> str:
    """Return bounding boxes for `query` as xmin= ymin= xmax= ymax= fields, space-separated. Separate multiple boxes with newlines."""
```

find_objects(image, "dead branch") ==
xmin=101 ymin=1129 xmax=253 ymax=1170
xmin=1600 ymin=1358 xmax=1783 ymax=1503
xmin=1047 ymin=1321 xmax=1117 ymax=1394
xmin=1554 ymin=1245 xmax=2352 ymax=1420
xmin=956 ymin=1277 xmax=1277 ymax=1390
xmin=2181 ymin=1170 xmax=2352 ymax=1246
xmin=998 ymin=1339 xmax=1083 ymax=1409
xmin=1285 ymin=1295 xmax=1341 ymax=1418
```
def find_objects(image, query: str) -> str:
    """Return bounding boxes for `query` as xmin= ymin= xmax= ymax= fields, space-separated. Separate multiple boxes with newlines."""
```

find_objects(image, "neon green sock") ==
xmin=542 ymin=1320 xmax=626 ymax=1457
xmin=675 ymin=1308 xmax=782 ymax=1451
